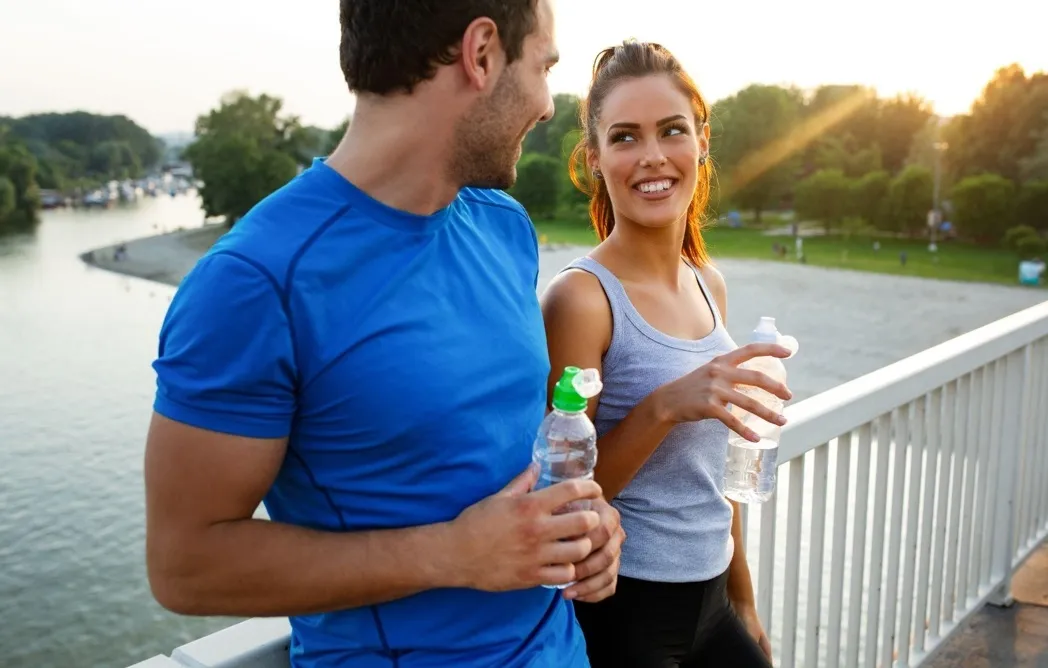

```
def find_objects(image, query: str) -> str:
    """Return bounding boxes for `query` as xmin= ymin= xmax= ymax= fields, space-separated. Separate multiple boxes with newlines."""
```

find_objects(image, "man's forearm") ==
xmin=149 ymin=517 xmax=460 ymax=617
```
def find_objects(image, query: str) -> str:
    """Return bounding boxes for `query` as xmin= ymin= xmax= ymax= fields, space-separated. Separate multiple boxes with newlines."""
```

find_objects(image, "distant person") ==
xmin=143 ymin=2 xmax=622 ymax=667
xmin=541 ymin=41 xmax=791 ymax=668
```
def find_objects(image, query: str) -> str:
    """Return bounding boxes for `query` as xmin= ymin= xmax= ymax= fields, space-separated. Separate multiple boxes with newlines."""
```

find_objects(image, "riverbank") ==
xmin=80 ymin=224 xmax=226 ymax=286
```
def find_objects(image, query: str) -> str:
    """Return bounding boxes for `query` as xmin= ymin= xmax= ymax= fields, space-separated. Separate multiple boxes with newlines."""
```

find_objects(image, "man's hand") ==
xmin=737 ymin=603 xmax=773 ymax=662
xmin=563 ymin=497 xmax=623 ymax=603
xmin=448 ymin=465 xmax=604 ymax=592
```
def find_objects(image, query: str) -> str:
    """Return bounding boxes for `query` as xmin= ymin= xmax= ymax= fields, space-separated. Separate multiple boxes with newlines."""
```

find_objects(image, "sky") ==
xmin=2 ymin=0 xmax=1046 ymax=136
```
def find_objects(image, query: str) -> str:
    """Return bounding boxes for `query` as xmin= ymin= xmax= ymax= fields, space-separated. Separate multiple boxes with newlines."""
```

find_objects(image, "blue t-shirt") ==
xmin=152 ymin=159 xmax=588 ymax=668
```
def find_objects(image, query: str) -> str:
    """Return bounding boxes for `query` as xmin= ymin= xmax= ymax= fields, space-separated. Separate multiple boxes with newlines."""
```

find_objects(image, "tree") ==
xmin=885 ymin=165 xmax=933 ymax=236
xmin=712 ymin=84 xmax=804 ymax=221
xmin=950 ymin=173 xmax=1017 ymax=242
xmin=0 ymin=177 xmax=15 ymax=221
xmin=522 ymin=94 xmax=581 ymax=160
xmin=876 ymin=94 xmax=934 ymax=173
xmin=0 ymin=141 xmax=41 ymax=233
xmin=1017 ymin=180 xmax=1048 ymax=231
xmin=944 ymin=65 xmax=1048 ymax=183
xmin=851 ymin=170 xmax=891 ymax=228
xmin=793 ymin=169 xmax=853 ymax=232
xmin=184 ymin=91 xmax=306 ymax=224
xmin=511 ymin=153 xmax=561 ymax=220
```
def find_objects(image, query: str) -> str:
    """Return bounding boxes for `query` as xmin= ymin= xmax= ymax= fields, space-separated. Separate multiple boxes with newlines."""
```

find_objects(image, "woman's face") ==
xmin=591 ymin=74 xmax=709 ymax=231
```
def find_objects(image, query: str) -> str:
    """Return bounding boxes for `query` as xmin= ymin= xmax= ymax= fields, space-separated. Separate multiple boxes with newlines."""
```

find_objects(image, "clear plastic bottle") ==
xmin=532 ymin=366 xmax=602 ymax=588
xmin=724 ymin=317 xmax=798 ymax=504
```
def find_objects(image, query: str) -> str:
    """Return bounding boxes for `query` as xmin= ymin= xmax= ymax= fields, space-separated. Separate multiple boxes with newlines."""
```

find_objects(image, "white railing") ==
xmin=130 ymin=300 xmax=1048 ymax=668
xmin=742 ymin=298 xmax=1048 ymax=667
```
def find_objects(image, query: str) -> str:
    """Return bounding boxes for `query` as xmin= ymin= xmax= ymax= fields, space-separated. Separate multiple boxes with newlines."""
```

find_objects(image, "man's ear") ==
xmin=459 ymin=17 xmax=503 ymax=91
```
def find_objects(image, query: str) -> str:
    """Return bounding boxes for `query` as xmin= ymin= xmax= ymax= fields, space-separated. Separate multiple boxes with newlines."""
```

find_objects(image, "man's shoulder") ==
xmin=198 ymin=169 xmax=355 ymax=290
xmin=459 ymin=188 xmax=531 ymax=224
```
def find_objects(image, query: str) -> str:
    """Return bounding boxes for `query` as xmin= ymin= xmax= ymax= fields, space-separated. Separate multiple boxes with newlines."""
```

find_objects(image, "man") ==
xmin=143 ymin=1 xmax=623 ymax=667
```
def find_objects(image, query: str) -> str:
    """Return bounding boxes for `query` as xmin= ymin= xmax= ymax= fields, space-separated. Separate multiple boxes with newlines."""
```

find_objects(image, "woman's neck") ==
xmin=598 ymin=215 xmax=688 ymax=288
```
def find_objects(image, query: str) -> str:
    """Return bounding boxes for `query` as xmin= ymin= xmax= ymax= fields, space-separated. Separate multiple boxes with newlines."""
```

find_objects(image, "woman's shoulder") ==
xmin=696 ymin=261 xmax=728 ymax=318
xmin=541 ymin=263 xmax=610 ymax=321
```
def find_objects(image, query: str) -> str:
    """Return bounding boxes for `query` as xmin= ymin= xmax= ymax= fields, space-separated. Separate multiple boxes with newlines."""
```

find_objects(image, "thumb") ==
xmin=500 ymin=462 xmax=539 ymax=497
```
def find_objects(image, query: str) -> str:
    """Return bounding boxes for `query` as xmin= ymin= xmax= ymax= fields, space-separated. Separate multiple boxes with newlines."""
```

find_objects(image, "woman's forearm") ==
xmin=592 ymin=389 xmax=677 ymax=500
xmin=726 ymin=499 xmax=757 ymax=609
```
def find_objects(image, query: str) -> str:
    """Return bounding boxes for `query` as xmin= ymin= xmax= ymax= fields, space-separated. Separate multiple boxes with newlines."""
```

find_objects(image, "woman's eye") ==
xmin=611 ymin=132 xmax=635 ymax=143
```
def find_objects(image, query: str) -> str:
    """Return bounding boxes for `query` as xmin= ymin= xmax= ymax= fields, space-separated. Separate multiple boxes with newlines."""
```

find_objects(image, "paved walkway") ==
xmin=926 ymin=544 xmax=1048 ymax=668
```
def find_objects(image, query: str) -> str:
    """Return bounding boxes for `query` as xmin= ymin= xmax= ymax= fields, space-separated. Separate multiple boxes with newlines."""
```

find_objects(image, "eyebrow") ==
xmin=607 ymin=114 xmax=687 ymax=134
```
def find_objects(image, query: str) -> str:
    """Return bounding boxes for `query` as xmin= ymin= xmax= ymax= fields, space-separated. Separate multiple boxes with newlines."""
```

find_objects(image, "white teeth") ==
xmin=638 ymin=180 xmax=673 ymax=193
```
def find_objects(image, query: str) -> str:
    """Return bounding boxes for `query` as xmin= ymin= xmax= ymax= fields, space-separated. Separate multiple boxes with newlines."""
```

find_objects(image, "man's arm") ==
xmin=145 ymin=413 xmax=603 ymax=617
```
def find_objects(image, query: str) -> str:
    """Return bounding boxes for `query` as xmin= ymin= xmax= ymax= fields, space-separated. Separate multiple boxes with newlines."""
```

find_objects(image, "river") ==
xmin=0 ymin=195 xmax=235 ymax=668
xmin=2 ymin=195 xmax=1045 ymax=667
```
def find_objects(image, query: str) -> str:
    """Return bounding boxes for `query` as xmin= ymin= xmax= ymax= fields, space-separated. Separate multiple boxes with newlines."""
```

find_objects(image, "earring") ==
xmin=698 ymin=155 xmax=707 ymax=166
xmin=593 ymin=169 xmax=603 ymax=180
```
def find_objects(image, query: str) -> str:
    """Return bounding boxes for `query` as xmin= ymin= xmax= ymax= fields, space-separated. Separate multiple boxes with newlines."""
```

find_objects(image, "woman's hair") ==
xmin=569 ymin=40 xmax=713 ymax=267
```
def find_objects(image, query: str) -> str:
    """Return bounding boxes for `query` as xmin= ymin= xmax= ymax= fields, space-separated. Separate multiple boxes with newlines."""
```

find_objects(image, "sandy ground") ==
xmin=84 ymin=233 xmax=1047 ymax=401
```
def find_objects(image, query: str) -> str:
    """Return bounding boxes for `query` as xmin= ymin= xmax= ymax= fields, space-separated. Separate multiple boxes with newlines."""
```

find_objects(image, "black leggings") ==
xmin=573 ymin=571 xmax=773 ymax=668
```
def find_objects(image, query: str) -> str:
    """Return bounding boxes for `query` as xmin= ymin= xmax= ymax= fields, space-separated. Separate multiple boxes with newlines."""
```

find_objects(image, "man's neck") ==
xmin=325 ymin=95 xmax=462 ymax=216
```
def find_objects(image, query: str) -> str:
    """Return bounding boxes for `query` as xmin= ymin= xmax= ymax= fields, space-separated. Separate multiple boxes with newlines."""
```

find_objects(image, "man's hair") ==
xmin=340 ymin=1 xmax=537 ymax=95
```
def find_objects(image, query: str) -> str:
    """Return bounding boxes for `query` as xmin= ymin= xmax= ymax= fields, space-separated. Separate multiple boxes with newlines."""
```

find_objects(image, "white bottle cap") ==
xmin=752 ymin=316 xmax=799 ymax=357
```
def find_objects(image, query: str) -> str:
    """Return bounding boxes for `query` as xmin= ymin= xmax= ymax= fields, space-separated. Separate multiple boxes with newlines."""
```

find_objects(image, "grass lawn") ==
xmin=532 ymin=218 xmax=1044 ymax=288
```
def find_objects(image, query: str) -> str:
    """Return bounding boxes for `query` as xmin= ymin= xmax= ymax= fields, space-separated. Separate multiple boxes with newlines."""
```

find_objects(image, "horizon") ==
xmin=3 ymin=0 xmax=1046 ymax=136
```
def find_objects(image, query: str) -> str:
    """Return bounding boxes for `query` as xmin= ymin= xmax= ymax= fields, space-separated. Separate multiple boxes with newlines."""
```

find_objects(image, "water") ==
xmin=724 ymin=438 xmax=780 ymax=504
xmin=0 ymin=196 xmax=237 ymax=668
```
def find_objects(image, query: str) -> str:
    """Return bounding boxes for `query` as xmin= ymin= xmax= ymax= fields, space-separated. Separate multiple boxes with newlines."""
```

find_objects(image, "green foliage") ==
xmin=712 ymin=84 xmax=804 ymax=220
xmin=885 ymin=165 xmax=934 ymax=235
xmin=851 ymin=170 xmax=890 ymax=228
xmin=945 ymin=65 xmax=1048 ymax=183
xmin=950 ymin=173 xmax=1017 ymax=241
xmin=1004 ymin=225 xmax=1039 ymax=249
xmin=184 ymin=91 xmax=306 ymax=224
xmin=1 ymin=111 xmax=161 ymax=188
xmin=0 ymin=177 xmax=15 ymax=221
xmin=510 ymin=153 xmax=561 ymax=219
xmin=1015 ymin=235 xmax=1047 ymax=260
xmin=794 ymin=169 xmax=853 ymax=231
xmin=1017 ymin=180 xmax=1048 ymax=230
xmin=0 ymin=140 xmax=41 ymax=233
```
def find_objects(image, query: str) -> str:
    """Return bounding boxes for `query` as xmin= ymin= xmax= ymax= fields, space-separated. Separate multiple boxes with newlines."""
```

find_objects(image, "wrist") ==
xmin=417 ymin=521 xmax=471 ymax=590
xmin=646 ymin=386 xmax=679 ymax=425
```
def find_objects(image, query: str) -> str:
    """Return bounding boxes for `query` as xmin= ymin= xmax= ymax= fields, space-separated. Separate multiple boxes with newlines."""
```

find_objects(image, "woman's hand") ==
xmin=651 ymin=343 xmax=793 ymax=442
xmin=736 ymin=603 xmax=773 ymax=661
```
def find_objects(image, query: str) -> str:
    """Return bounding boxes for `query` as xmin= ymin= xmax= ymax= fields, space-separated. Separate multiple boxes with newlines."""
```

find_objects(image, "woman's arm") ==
xmin=541 ymin=265 xmax=791 ymax=502
xmin=701 ymin=265 xmax=773 ymax=659
xmin=541 ymin=269 xmax=675 ymax=500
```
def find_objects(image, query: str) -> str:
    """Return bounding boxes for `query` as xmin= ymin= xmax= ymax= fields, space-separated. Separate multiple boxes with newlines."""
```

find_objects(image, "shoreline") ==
xmin=80 ymin=224 xmax=227 ymax=287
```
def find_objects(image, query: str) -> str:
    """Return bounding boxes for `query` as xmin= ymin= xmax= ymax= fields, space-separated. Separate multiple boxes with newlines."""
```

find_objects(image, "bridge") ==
xmin=130 ymin=299 xmax=1048 ymax=668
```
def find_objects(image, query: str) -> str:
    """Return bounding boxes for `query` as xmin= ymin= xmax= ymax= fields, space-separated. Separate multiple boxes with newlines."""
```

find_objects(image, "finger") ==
xmin=570 ymin=541 xmax=615 ymax=582
xmin=586 ymin=498 xmax=620 ymax=549
xmin=539 ymin=536 xmax=594 ymax=565
xmin=710 ymin=405 xmax=760 ymax=443
xmin=563 ymin=567 xmax=616 ymax=601
xmin=722 ymin=388 xmax=787 ymax=427
xmin=499 ymin=463 xmax=539 ymax=497
xmin=543 ymin=509 xmax=601 ymax=541
xmin=572 ymin=579 xmax=618 ymax=604
xmin=536 ymin=563 xmax=577 ymax=587
xmin=723 ymin=343 xmax=792 ymax=365
xmin=729 ymin=368 xmax=792 ymax=401
xmin=531 ymin=478 xmax=603 ymax=512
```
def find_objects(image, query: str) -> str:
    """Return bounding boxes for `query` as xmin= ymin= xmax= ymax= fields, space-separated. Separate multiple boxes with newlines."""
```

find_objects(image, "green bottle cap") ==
xmin=552 ymin=366 xmax=603 ymax=412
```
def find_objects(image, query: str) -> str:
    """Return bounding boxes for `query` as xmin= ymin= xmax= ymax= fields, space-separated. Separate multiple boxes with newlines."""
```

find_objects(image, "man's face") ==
xmin=452 ymin=0 xmax=558 ymax=190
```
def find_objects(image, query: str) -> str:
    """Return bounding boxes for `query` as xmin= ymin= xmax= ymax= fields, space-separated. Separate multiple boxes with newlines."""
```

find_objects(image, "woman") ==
xmin=541 ymin=41 xmax=793 ymax=667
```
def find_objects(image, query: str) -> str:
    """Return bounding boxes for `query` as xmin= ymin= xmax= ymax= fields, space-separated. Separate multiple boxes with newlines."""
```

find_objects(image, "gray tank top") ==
xmin=563 ymin=256 xmax=739 ymax=583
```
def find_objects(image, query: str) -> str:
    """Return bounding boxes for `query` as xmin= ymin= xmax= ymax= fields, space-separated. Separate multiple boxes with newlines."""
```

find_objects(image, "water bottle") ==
xmin=532 ymin=366 xmax=602 ymax=588
xmin=724 ymin=317 xmax=798 ymax=504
